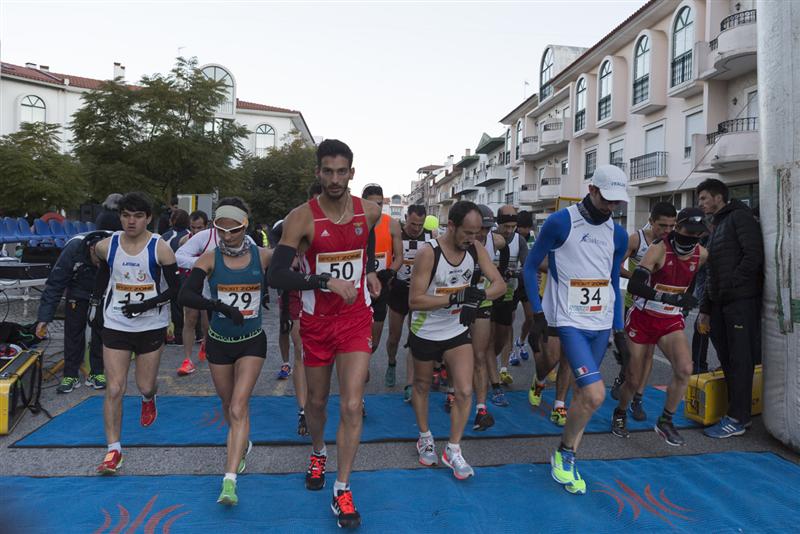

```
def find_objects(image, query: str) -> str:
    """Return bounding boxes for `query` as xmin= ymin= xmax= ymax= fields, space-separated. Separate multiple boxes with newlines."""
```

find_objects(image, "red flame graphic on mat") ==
xmin=198 ymin=407 xmax=227 ymax=430
xmin=93 ymin=494 xmax=189 ymax=534
xmin=594 ymin=480 xmax=693 ymax=527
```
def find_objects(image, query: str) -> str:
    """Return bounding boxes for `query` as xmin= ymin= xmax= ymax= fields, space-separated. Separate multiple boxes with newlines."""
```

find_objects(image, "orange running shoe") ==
xmin=177 ymin=358 xmax=195 ymax=376
xmin=97 ymin=449 xmax=123 ymax=475
xmin=141 ymin=396 xmax=158 ymax=427
xmin=198 ymin=340 xmax=207 ymax=362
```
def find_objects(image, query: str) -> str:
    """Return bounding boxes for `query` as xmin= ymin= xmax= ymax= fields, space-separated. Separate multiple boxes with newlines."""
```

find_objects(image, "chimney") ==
xmin=39 ymin=65 xmax=49 ymax=71
xmin=465 ymin=148 xmax=471 ymax=157
xmin=447 ymin=155 xmax=454 ymax=166
xmin=113 ymin=62 xmax=126 ymax=80
xmin=25 ymin=62 xmax=37 ymax=69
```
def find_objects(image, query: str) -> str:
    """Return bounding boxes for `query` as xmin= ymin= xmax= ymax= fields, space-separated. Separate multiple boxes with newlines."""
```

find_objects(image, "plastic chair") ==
xmin=63 ymin=220 xmax=78 ymax=237
xmin=86 ymin=221 xmax=96 ymax=231
xmin=49 ymin=220 xmax=67 ymax=238
xmin=31 ymin=218 xmax=55 ymax=247
xmin=16 ymin=218 xmax=35 ymax=242
xmin=3 ymin=219 xmax=21 ymax=243
xmin=77 ymin=221 xmax=89 ymax=233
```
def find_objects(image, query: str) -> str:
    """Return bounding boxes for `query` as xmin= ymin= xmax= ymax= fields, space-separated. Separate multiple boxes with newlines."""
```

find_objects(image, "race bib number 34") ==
xmin=316 ymin=250 xmax=364 ymax=290
xmin=218 ymin=283 xmax=261 ymax=317
xmin=568 ymin=279 xmax=610 ymax=315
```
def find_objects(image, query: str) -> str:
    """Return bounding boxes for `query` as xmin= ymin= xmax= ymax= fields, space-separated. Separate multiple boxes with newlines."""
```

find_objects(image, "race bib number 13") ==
xmin=316 ymin=250 xmax=364 ymax=290
xmin=113 ymin=283 xmax=157 ymax=315
xmin=568 ymin=279 xmax=610 ymax=315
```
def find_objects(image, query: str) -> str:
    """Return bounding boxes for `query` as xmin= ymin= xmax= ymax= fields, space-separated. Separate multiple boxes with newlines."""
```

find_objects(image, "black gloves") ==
xmin=213 ymin=300 xmax=245 ymax=326
xmin=531 ymin=312 xmax=547 ymax=344
xmin=377 ymin=269 xmax=396 ymax=295
xmin=660 ymin=292 xmax=698 ymax=311
xmin=613 ymin=330 xmax=630 ymax=368
xmin=88 ymin=298 xmax=103 ymax=330
xmin=120 ymin=300 xmax=154 ymax=319
xmin=459 ymin=300 xmax=479 ymax=326
xmin=449 ymin=286 xmax=486 ymax=306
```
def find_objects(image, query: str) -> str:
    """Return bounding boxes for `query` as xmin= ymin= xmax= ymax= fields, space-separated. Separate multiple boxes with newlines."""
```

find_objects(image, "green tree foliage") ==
xmin=0 ymin=122 xmax=87 ymax=216
xmin=71 ymin=56 xmax=249 ymax=203
xmin=237 ymin=136 xmax=317 ymax=225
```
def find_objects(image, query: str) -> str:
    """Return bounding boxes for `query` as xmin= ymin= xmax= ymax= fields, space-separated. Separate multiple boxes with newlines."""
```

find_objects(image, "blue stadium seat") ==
xmin=16 ymin=218 xmax=35 ymax=241
xmin=31 ymin=218 xmax=55 ymax=247
xmin=3 ymin=219 xmax=20 ymax=243
xmin=86 ymin=222 xmax=97 ymax=231
xmin=77 ymin=221 xmax=89 ymax=233
xmin=64 ymin=220 xmax=79 ymax=237
xmin=49 ymin=220 xmax=67 ymax=238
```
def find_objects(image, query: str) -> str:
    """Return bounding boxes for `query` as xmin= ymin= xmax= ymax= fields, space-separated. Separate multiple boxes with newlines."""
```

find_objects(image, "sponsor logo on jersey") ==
xmin=122 ymin=261 xmax=140 ymax=267
xmin=580 ymin=233 xmax=609 ymax=247
xmin=628 ymin=328 xmax=637 ymax=339
xmin=320 ymin=229 xmax=330 ymax=237
xmin=576 ymin=366 xmax=589 ymax=377
xmin=354 ymin=222 xmax=364 ymax=236
xmin=136 ymin=271 xmax=147 ymax=282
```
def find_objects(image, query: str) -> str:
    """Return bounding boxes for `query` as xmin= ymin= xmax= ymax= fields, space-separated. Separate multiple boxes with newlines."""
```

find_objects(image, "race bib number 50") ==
xmin=568 ymin=279 xmax=610 ymax=315
xmin=218 ymin=283 xmax=261 ymax=317
xmin=316 ymin=250 xmax=364 ymax=290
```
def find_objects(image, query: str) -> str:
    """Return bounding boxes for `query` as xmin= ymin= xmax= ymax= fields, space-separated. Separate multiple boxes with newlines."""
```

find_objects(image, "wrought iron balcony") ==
xmin=706 ymin=117 xmax=759 ymax=144
xmin=671 ymin=51 xmax=693 ymax=87
xmin=630 ymin=152 xmax=668 ymax=182
xmin=632 ymin=75 xmax=649 ymax=105
xmin=574 ymin=110 xmax=586 ymax=132
xmin=720 ymin=9 xmax=756 ymax=32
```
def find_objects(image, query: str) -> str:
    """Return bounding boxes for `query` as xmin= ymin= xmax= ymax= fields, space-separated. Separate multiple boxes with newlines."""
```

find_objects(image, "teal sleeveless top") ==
xmin=208 ymin=245 xmax=264 ymax=342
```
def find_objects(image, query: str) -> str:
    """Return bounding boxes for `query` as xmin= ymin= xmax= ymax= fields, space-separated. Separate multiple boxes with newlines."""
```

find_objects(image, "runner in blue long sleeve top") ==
xmin=522 ymin=165 xmax=629 ymax=496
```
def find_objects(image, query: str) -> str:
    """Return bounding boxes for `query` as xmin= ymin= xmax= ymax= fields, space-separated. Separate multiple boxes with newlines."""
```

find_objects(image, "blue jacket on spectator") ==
xmin=36 ymin=231 xmax=111 ymax=323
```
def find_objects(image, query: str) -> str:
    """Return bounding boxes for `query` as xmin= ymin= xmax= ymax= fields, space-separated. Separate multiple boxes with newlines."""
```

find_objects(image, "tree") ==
xmin=71 ymin=56 xmax=249 ymax=203
xmin=237 ymin=136 xmax=318 ymax=225
xmin=0 ymin=122 xmax=87 ymax=216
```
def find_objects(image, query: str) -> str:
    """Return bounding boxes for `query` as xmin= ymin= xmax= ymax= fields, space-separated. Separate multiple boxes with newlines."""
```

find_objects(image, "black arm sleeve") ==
xmin=91 ymin=260 xmax=111 ymax=302
xmin=148 ymin=263 xmax=181 ymax=306
xmin=628 ymin=266 xmax=659 ymax=300
xmin=178 ymin=268 xmax=217 ymax=310
xmin=268 ymin=244 xmax=325 ymax=290
xmin=366 ymin=227 xmax=376 ymax=274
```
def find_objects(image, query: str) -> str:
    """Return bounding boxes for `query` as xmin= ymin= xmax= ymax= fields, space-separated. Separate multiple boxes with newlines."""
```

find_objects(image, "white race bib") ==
xmin=644 ymin=283 xmax=687 ymax=315
xmin=568 ymin=279 xmax=610 ymax=315
xmin=113 ymin=283 xmax=158 ymax=316
xmin=217 ymin=283 xmax=261 ymax=318
xmin=375 ymin=252 xmax=388 ymax=272
xmin=316 ymin=249 xmax=363 ymax=290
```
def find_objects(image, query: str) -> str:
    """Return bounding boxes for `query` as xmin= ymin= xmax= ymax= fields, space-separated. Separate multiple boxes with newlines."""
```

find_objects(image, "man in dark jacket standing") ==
xmin=696 ymin=179 xmax=763 ymax=438
xmin=95 ymin=193 xmax=123 ymax=231
xmin=35 ymin=231 xmax=110 ymax=393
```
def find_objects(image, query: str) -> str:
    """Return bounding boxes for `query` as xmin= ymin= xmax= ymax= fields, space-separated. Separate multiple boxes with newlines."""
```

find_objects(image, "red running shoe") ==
xmin=305 ymin=453 xmax=327 ymax=490
xmin=177 ymin=358 xmax=195 ymax=376
xmin=331 ymin=489 xmax=361 ymax=529
xmin=198 ymin=340 xmax=207 ymax=362
xmin=97 ymin=449 xmax=123 ymax=475
xmin=141 ymin=396 xmax=157 ymax=427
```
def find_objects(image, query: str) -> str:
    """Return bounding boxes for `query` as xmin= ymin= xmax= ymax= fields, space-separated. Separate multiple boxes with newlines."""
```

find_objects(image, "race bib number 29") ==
xmin=218 ymin=283 xmax=261 ymax=317
xmin=568 ymin=279 xmax=610 ymax=315
xmin=316 ymin=250 xmax=364 ymax=290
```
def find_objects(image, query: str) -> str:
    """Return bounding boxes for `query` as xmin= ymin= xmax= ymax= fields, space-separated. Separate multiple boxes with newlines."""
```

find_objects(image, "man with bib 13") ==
xmin=268 ymin=139 xmax=382 ymax=530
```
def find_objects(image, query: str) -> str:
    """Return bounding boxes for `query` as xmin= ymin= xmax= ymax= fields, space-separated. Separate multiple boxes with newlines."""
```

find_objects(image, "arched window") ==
xmin=255 ymin=124 xmax=276 ymax=157
xmin=633 ymin=36 xmax=650 ymax=104
xmin=515 ymin=120 xmax=523 ymax=160
xmin=540 ymin=48 xmax=554 ymax=100
xmin=671 ymin=7 xmax=694 ymax=87
xmin=20 ymin=95 xmax=46 ymax=124
xmin=574 ymin=78 xmax=587 ymax=132
xmin=598 ymin=61 xmax=612 ymax=121
xmin=504 ymin=128 xmax=511 ymax=163
xmin=202 ymin=65 xmax=235 ymax=114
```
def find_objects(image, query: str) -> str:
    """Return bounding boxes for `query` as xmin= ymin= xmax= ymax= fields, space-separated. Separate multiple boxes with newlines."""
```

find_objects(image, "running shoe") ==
xmin=610 ymin=374 xmax=624 ymax=401
xmin=416 ymin=436 xmax=437 ymax=466
xmin=96 ymin=450 xmax=123 ymax=475
xmin=490 ymin=387 xmax=509 ymax=407
xmin=297 ymin=411 xmax=308 ymax=436
xmin=165 ymin=332 xmax=176 ymax=344
xmin=703 ymin=416 xmax=746 ymax=439
xmin=528 ymin=381 xmax=545 ymax=407
xmin=611 ymin=408 xmax=630 ymax=438
xmin=197 ymin=340 xmax=207 ymax=362
xmin=499 ymin=369 xmax=514 ymax=385
xmin=276 ymin=364 xmax=291 ymax=380
xmin=655 ymin=419 xmax=686 ymax=446
xmin=550 ymin=406 xmax=567 ymax=427
xmin=440 ymin=366 xmax=449 ymax=387
xmin=237 ymin=440 xmax=253 ymax=474
xmin=551 ymin=449 xmax=586 ymax=494
xmin=331 ymin=489 xmax=361 ymax=529
xmin=305 ymin=453 xmax=327 ymax=490
xmin=509 ymin=352 xmax=521 ymax=367
xmin=217 ymin=478 xmax=238 ymax=506
xmin=85 ymin=374 xmax=107 ymax=390
xmin=444 ymin=392 xmax=455 ymax=413
xmin=384 ymin=364 xmax=396 ymax=388
xmin=515 ymin=338 xmax=530 ymax=361
xmin=140 ymin=396 xmax=157 ymax=427
xmin=403 ymin=385 xmax=412 ymax=403
xmin=441 ymin=447 xmax=474 ymax=480
xmin=630 ymin=399 xmax=647 ymax=421
xmin=472 ymin=407 xmax=495 ymax=431
xmin=177 ymin=358 xmax=195 ymax=376
xmin=56 ymin=376 xmax=81 ymax=394
xmin=431 ymin=369 xmax=441 ymax=390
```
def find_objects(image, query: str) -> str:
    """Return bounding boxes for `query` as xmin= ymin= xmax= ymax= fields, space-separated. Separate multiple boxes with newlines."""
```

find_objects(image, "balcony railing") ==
xmin=574 ymin=110 xmax=586 ymax=132
xmin=706 ymin=117 xmax=759 ymax=144
xmin=684 ymin=146 xmax=692 ymax=158
xmin=521 ymin=183 xmax=537 ymax=191
xmin=709 ymin=38 xmax=718 ymax=51
xmin=598 ymin=95 xmax=611 ymax=121
xmin=543 ymin=121 xmax=563 ymax=132
xmin=523 ymin=135 xmax=538 ymax=143
xmin=721 ymin=9 xmax=756 ymax=32
xmin=611 ymin=160 xmax=627 ymax=172
xmin=630 ymin=151 xmax=668 ymax=181
xmin=671 ymin=51 xmax=693 ymax=87
xmin=632 ymin=75 xmax=649 ymax=105
xmin=540 ymin=177 xmax=561 ymax=186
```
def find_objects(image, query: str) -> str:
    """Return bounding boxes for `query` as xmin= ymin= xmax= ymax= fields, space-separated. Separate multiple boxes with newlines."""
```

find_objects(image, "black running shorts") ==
xmin=388 ymin=283 xmax=410 ymax=316
xmin=408 ymin=330 xmax=471 ymax=363
xmin=491 ymin=299 xmax=515 ymax=326
xmin=206 ymin=330 xmax=267 ymax=365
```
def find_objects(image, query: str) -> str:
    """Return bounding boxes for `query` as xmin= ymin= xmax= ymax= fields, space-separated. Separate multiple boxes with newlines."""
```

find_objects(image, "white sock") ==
xmin=107 ymin=442 xmax=121 ymax=453
xmin=476 ymin=403 xmax=486 ymax=413
xmin=313 ymin=446 xmax=327 ymax=457
xmin=333 ymin=480 xmax=348 ymax=494
xmin=142 ymin=394 xmax=155 ymax=402
xmin=500 ymin=366 xmax=508 ymax=373
xmin=419 ymin=430 xmax=432 ymax=439
xmin=446 ymin=442 xmax=461 ymax=453
xmin=224 ymin=472 xmax=237 ymax=483
xmin=515 ymin=337 xmax=523 ymax=346
xmin=554 ymin=400 xmax=565 ymax=410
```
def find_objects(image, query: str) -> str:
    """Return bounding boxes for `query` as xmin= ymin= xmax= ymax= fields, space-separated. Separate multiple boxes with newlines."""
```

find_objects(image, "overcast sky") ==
xmin=2 ymin=0 xmax=646 ymax=197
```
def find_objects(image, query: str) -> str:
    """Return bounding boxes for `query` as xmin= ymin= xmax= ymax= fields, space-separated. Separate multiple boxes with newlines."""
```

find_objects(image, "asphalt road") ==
xmin=1 ymin=291 xmax=797 ymax=479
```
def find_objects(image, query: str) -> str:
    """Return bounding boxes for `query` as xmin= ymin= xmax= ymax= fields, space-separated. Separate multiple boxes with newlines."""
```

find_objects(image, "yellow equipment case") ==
xmin=0 ymin=349 xmax=43 ymax=435
xmin=684 ymin=364 xmax=763 ymax=425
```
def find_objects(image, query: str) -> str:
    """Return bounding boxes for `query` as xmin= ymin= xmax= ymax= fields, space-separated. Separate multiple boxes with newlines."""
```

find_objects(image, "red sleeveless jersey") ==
xmin=301 ymin=195 xmax=371 ymax=317
xmin=635 ymin=237 xmax=700 ymax=317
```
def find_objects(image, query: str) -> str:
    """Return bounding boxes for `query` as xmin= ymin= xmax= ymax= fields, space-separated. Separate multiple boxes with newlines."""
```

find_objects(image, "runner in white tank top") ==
xmin=91 ymin=192 xmax=181 ymax=476
xmin=408 ymin=201 xmax=505 ymax=480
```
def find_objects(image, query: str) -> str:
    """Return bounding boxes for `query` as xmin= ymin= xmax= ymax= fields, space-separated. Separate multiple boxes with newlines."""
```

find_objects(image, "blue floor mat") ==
xmin=3 ymin=452 xmax=798 ymax=533
xmin=13 ymin=386 xmax=697 ymax=447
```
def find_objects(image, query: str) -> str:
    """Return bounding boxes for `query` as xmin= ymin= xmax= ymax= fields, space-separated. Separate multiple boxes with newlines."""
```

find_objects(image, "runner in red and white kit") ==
xmin=268 ymin=139 xmax=382 ymax=530
xmin=612 ymin=207 xmax=708 ymax=446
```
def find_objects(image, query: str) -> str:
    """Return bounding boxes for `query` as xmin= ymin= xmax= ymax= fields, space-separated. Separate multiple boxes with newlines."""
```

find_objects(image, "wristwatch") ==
xmin=318 ymin=272 xmax=332 ymax=290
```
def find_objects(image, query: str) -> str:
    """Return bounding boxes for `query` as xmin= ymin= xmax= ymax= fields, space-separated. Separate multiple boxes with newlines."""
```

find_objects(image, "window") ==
xmin=598 ymin=61 xmax=612 ymax=121
xmin=20 ymin=95 xmax=46 ymax=124
xmin=505 ymin=129 xmax=511 ymax=162
xmin=540 ymin=48 xmax=554 ymax=100
xmin=204 ymin=117 xmax=229 ymax=135
xmin=645 ymin=124 xmax=665 ymax=153
xmin=747 ymin=90 xmax=759 ymax=118
xmin=574 ymin=78 xmax=587 ymax=132
xmin=684 ymin=111 xmax=703 ymax=158
xmin=671 ymin=7 xmax=694 ymax=87
xmin=610 ymin=139 xmax=624 ymax=167
xmin=584 ymin=150 xmax=597 ymax=180
xmin=255 ymin=124 xmax=276 ymax=157
xmin=202 ymin=65 xmax=235 ymax=114
xmin=561 ymin=159 xmax=569 ymax=175
xmin=633 ymin=36 xmax=650 ymax=105
xmin=516 ymin=120 xmax=522 ymax=160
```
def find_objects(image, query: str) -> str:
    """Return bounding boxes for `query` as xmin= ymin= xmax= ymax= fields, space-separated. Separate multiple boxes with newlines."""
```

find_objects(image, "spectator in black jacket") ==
xmin=157 ymin=197 xmax=179 ymax=235
xmin=95 ymin=193 xmax=123 ymax=231
xmin=35 ymin=231 xmax=111 ymax=393
xmin=696 ymin=179 xmax=763 ymax=438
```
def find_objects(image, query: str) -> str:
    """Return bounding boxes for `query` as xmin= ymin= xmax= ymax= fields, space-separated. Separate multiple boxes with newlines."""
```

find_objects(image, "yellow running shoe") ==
xmin=217 ymin=478 xmax=238 ymax=506
xmin=550 ymin=406 xmax=567 ymax=426
xmin=528 ymin=381 xmax=545 ymax=406
xmin=551 ymin=449 xmax=586 ymax=495
xmin=499 ymin=370 xmax=513 ymax=385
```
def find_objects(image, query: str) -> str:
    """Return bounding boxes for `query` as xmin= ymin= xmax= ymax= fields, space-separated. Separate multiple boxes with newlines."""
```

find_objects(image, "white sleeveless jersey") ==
xmin=632 ymin=228 xmax=650 ymax=263
xmin=103 ymin=232 xmax=169 ymax=332
xmin=502 ymin=233 xmax=523 ymax=299
xmin=409 ymin=240 xmax=476 ymax=341
xmin=542 ymin=204 xmax=616 ymax=330
xmin=397 ymin=229 xmax=433 ymax=283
